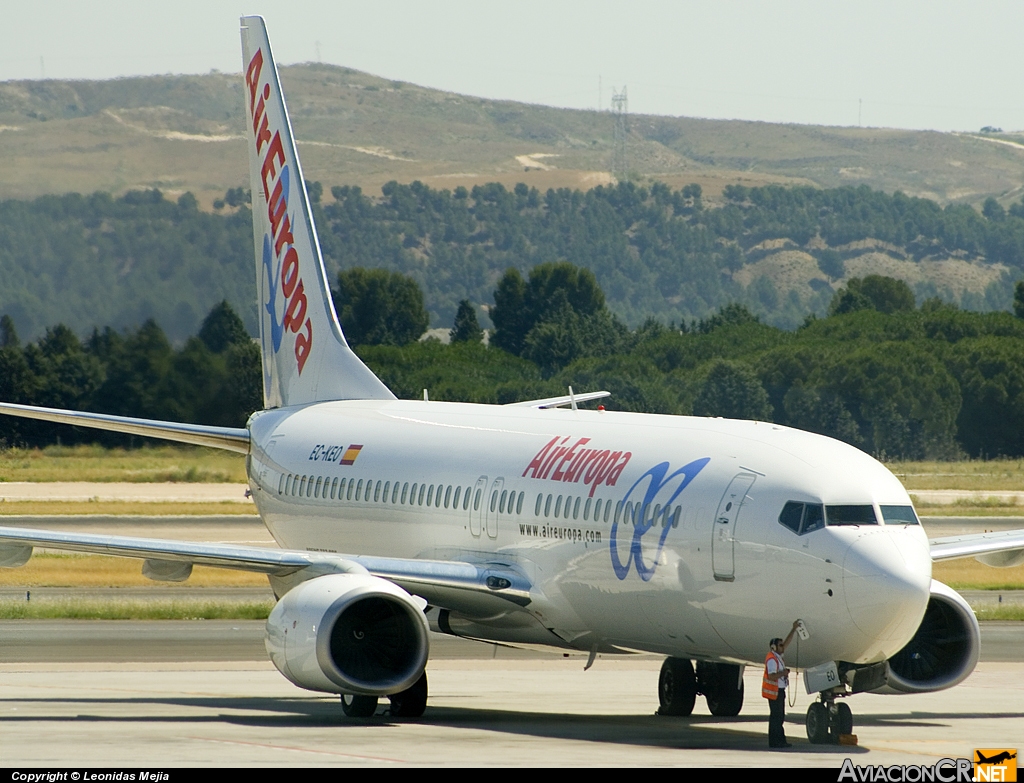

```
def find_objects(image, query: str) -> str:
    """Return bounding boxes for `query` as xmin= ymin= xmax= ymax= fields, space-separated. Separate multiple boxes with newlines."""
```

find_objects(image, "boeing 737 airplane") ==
xmin=3 ymin=16 xmax=1024 ymax=743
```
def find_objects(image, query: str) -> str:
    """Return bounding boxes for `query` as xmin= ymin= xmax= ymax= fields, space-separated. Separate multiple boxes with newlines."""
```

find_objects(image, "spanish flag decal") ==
xmin=340 ymin=445 xmax=363 ymax=465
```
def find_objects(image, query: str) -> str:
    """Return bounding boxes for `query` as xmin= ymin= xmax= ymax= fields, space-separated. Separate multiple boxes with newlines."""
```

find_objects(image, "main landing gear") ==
xmin=658 ymin=658 xmax=745 ymax=717
xmin=341 ymin=672 xmax=429 ymax=719
xmin=805 ymin=690 xmax=854 ymax=744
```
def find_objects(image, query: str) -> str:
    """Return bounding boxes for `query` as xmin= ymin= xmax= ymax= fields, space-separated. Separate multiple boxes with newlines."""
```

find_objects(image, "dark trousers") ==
xmin=768 ymin=689 xmax=787 ymax=747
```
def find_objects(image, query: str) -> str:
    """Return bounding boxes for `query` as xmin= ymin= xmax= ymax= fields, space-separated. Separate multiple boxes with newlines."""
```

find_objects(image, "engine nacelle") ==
xmin=265 ymin=573 xmax=430 ymax=696
xmin=872 ymin=580 xmax=980 ymax=694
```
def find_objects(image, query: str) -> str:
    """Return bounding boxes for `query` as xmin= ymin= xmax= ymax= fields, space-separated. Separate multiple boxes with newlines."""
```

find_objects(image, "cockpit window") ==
xmin=880 ymin=505 xmax=919 ymax=525
xmin=825 ymin=505 xmax=878 ymax=525
xmin=779 ymin=502 xmax=803 ymax=533
xmin=777 ymin=501 xmax=825 ymax=535
xmin=802 ymin=503 xmax=824 ymax=533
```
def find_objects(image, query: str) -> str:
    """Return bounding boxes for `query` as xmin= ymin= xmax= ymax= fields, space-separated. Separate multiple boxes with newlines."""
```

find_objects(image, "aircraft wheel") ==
xmin=658 ymin=658 xmax=697 ymax=716
xmin=835 ymin=702 xmax=853 ymax=735
xmin=706 ymin=676 xmax=743 ymax=716
xmin=389 ymin=672 xmax=428 ymax=718
xmin=806 ymin=701 xmax=830 ymax=744
xmin=697 ymin=662 xmax=744 ymax=717
xmin=341 ymin=693 xmax=378 ymax=718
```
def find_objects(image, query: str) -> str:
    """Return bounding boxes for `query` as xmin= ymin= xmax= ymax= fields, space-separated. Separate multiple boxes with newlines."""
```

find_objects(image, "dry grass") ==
xmin=0 ymin=501 xmax=257 ymax=516
xmin=0 ymin=598 xmax=273 ymax=620
xmin=0 ymin=553 xmax=268 ymax=587
xmin=888 ymin=459 xmax=1024 ymax=491
xmin=932 ymin=558 xmax=1024 ymax=590
xmin=0 ymin=444 xmax=246 ymax=483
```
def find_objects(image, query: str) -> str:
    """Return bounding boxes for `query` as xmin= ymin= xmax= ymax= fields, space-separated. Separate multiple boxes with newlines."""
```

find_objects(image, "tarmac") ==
xmin=0 ymin=495 xmax=1022 ymax=766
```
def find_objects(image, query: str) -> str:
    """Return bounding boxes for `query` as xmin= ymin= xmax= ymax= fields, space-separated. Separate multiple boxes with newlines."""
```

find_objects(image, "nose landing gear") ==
xmin=806 ymin=690 xmax=854 ymax=744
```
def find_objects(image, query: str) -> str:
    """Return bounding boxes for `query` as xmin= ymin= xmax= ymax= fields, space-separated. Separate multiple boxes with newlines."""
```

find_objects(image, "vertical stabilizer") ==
xmin=240 ymin=16 xmax=395 ymax=408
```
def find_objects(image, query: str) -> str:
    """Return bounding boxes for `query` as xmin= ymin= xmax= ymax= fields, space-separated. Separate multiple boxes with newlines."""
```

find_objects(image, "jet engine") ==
xmin=872 ymin=580 xmax=980 ymax=694
xmin=265 ymin=573 xmax=430 ymax=696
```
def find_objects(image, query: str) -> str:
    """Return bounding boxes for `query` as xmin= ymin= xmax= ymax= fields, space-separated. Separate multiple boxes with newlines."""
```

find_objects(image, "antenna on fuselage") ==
xmin=569 ymin=386 xmax=577 ymax=411
xmin=423 ymin=389 xmax=429 ymax=402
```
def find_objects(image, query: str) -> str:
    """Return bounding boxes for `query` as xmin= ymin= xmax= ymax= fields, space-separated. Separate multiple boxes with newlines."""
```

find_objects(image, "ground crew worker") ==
xmin=763 ymin=619 xmax=801 ymax=748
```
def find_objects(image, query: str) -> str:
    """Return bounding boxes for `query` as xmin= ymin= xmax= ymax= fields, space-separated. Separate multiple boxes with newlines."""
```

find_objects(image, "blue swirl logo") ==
xmin=609 ymin=457 xmax=709 ymax=581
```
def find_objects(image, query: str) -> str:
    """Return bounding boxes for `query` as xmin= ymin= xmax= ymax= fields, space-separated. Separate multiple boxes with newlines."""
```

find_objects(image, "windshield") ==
xmin=880 ymin=505 xmax=920 ymax=525
xmin=825 ymin=504 xmax=878 ymax=526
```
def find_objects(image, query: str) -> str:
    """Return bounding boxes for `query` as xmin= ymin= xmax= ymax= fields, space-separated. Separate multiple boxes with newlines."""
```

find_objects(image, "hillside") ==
xmin=4 ymin=64 xmax=1024 ymax=208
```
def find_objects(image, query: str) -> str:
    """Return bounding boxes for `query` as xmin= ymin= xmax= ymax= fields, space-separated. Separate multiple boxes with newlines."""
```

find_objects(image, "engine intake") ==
xmin=265 ymin=573 xmax=429 ymax=696
xmin=874 ymin=580 xmax=979 ymax=694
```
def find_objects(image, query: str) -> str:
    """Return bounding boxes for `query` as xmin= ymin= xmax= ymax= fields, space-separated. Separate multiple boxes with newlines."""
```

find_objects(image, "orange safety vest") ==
xmin=762 ymin=651 xmax=784 ymax=700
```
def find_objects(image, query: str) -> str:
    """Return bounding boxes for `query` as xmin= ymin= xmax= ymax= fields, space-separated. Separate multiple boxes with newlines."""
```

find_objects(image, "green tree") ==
xmin=1 ymin=315 xmax=19 ymax=349
xmin=450 ymin=299 xmax=483 ymax=343
xmin=491 ymin=262 xmax=609 ymax=358
xmin=829 ymin=275 xmax=915 ymax=316
xmin=692 ymin=360 xmax=773 ymax=420
xmin=1014 ymin=280 xmax=1024 ymax=318
xmin=198 ymin=300 xmax=251 ymax=354
xmin=333 ymin=268 xmax=429 ymax=346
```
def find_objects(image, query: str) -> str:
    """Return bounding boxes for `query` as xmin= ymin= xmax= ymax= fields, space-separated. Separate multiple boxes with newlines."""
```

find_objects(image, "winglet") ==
xmin=240 ymin=16 xmax=395 ymax=408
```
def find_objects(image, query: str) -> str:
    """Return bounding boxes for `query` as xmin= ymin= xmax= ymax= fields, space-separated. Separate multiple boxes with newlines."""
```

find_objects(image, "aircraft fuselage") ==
xmin=247 ymin=399 xmax=933 ymax=669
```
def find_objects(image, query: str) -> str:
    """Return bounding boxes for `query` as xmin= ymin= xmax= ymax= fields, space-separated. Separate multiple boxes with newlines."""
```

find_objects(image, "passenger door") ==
xmin=485 ymin=477 xmax=504 ymax=539
xmin=470 ymin=476 xmax=487 ymax=537
xmin=712 ymin=473 xmax=757 ymax=581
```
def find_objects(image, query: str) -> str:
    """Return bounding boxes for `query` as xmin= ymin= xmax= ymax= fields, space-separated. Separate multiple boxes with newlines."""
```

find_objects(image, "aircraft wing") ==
xmin=929 ymin=528 xmax=1024 ymax=566
xmin=506 ymin=390 xmax=610 ymax=409
xmin=0 ymin=402 xmax=249 ymax=454
xmin=0 ymin=525 xmax=532 ymax=610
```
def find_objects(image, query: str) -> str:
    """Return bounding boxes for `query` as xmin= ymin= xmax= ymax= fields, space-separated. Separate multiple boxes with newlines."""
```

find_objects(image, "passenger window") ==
xmin=452 ymin=486 xmax=460 ymax=509
xmin=554 ymin=495 xmax=563 ymax=518
xmin=624 ymin=501 xmax=633 ymax=525
xmin=464 ymin=487 xmax=472 ymax=511
xmin=382 ymin=481 xmax=389 ymax=503
xmin=400 ymin=482 xmax=407 ymax=504
xmin=426 ymin=485 xmax=434 ymax=507
xmin=544 ymin=494 xmax=552 ymax=517
xmin=535 ymin=494 xmax=543 ymax=516
xmin=331 ymin=477 xmax=338 ymax=499
xmin=489 ymin=490 xmax=497 ymax=513
xmin=418 ymin=484 xmax=426 ymax=505
xmin=354 ymin=479 xmax=362 ymax=501
xmin=880 ymin=505 xmax=919 ymax=525
xmin=278 ymin=475 xmax=285 ymax=495
xmin=672 ymin=507 xmax=682 ymax=528
xmin=435 ymin=484 xmax=443 ymax=507
xmin=346 ymin=479 xmax=354 ymax=501
xmin=573 ymin=497 xmax=581 ymax=520
xmin=473 ymin=488 xmax=481 ymax=510
xmin=299 ymin=476 xmax=308 ymax=497
xmin=605 ymin=501 xmax=612 ymax=524
xmin=445 ymin=485 xmax=452 ymax=508
xmin=593 ymin=498 xmax=602 ymax=522
xmin=285 ymin=475 xmax=293 ymax=495
xmin=499 ymin=489 xmax=508 ymax=513
xmin=516 ymin=491 xmax=524 ymax=515
xmin=614 ymin=501 xmax=623 ymax=524
xmin=313 ymin=476 xmax=321 ymax=498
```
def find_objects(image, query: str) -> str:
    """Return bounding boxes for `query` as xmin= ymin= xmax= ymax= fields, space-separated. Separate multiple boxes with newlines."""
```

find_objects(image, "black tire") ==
xmin=706 ymin=676 xmax=744 ymax=717
xmin=835 ymin=702 xmax=853 ymax=735
xmin=697 ymin=662 xmax=744 ymax=717
xmin=341 ymin=693 xmax=378 ymax=718
xmin=389 ymin=672 xmax=428 ymax=718
xmin=806 ymin=701 xmax=830 ymax=744
xmin=658 ymin=658 xmax=697 ymax=716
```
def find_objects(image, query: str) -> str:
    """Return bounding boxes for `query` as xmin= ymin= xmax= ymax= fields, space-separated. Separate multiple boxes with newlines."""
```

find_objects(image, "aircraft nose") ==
xmin=843 ymin=530 xmax=931 ymax=642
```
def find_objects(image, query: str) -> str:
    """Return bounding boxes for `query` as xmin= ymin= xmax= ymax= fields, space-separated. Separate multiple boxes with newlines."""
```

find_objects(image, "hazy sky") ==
xmin=3 ymin=1 xmax=1023 ymax=133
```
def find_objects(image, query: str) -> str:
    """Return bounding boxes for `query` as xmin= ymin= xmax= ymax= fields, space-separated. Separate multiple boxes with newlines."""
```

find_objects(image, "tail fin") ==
xmin=240 ymin=16 xmax=395 ymax=408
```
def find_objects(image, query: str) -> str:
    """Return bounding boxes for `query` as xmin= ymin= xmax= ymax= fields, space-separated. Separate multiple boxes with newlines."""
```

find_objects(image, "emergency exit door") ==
xmin=712 ymin=473 xmax=757 ymax=581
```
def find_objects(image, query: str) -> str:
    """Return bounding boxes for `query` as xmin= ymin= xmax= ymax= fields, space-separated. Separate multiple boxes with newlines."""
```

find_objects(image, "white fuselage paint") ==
xmin=246 ymin=399 xmax=933 ymax=669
